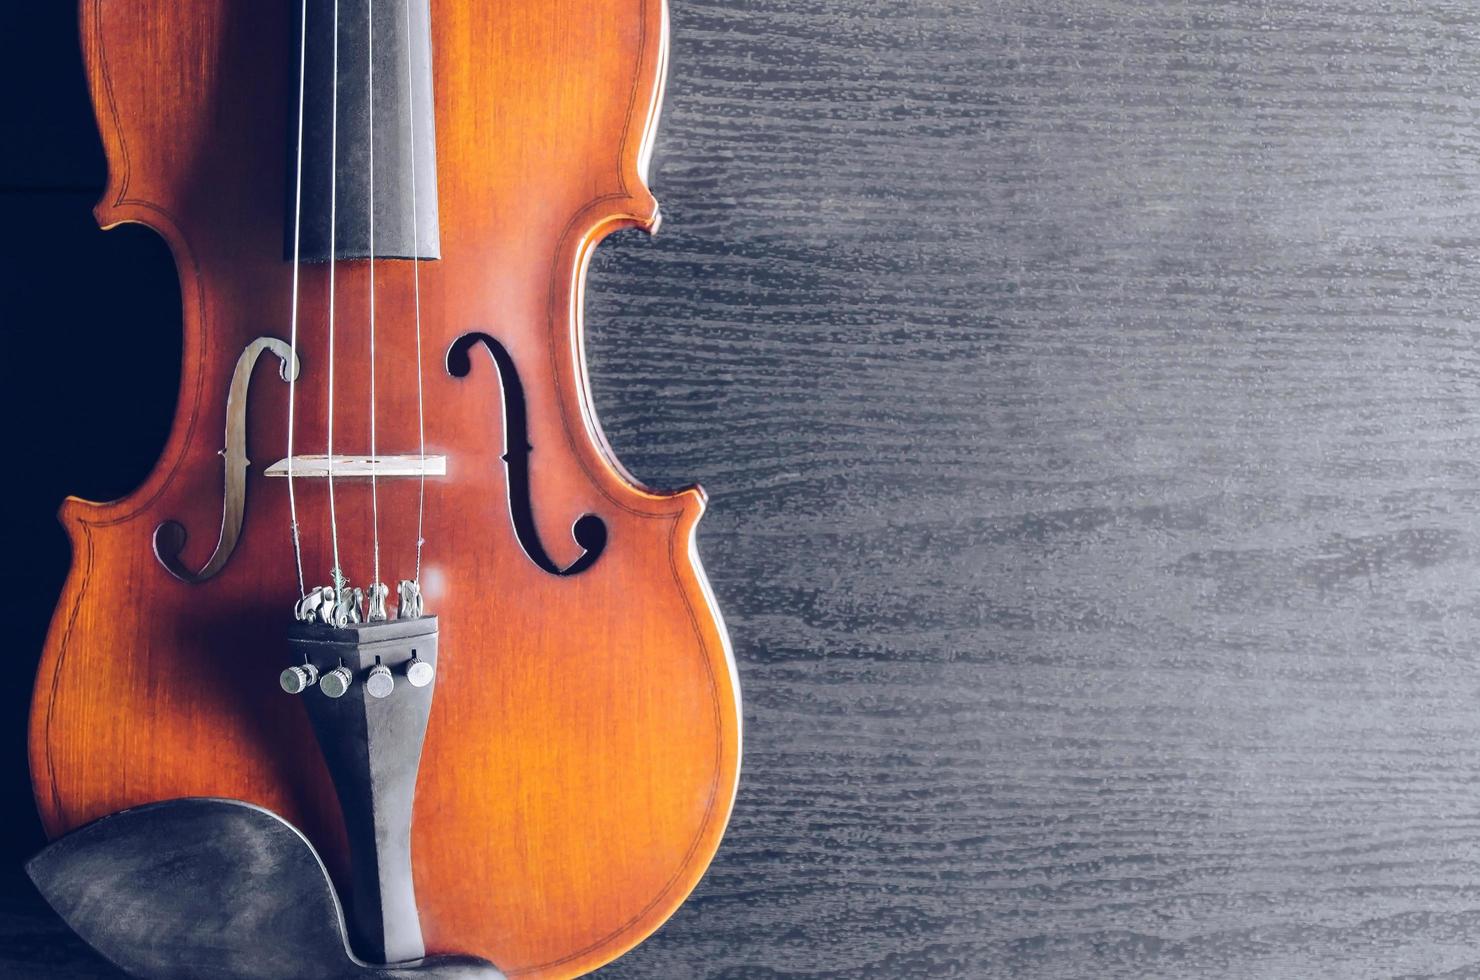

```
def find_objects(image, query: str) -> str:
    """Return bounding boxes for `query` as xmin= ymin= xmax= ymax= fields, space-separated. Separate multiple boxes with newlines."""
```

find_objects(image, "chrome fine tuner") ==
xmin=280 ymin=663 xmax=319 ymax=695
xmin=320 ymin=665 xmax=354 ymax=699
xmin=405 ymin=656 xmax=434 ymax=688
xmin=365 ymin=663 xmax=395 ymax=699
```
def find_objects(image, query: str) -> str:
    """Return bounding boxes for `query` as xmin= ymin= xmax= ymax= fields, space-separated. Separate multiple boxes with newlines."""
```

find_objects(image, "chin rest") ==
xmin=27 ymin=798 xmax=504 ymax=980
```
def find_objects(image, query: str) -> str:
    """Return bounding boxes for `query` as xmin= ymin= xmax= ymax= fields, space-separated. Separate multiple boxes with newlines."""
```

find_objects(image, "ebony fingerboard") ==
xmin=292 ymin=0 xmax=440 ymax=262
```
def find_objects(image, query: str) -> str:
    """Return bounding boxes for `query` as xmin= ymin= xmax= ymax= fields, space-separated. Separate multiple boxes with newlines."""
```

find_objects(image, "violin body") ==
xmin=31 ymin=1 xmax=740 ymax=976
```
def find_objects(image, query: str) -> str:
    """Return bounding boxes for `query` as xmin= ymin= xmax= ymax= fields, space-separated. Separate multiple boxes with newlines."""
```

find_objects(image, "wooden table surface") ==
xmin=5 ymin=0 xmax=1480 ymax=977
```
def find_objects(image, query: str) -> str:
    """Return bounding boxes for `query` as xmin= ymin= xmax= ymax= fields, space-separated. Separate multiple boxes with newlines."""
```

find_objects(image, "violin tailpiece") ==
xmin=285 ymin=616 xmax=441 ymax=965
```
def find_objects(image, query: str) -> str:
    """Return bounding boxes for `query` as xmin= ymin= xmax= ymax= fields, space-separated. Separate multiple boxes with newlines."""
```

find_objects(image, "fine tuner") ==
xmin=279 ymin=663 xmax=319 ymax=695
xmin=280 ymin=657 xmax=432 ymax=698
xmin=320 ymin=665 xmax=356 ymax=699
xmin=294 ymin=579 xmax=424 ymax=629
xmin=365 ymin=663 xmax=394 ymax=699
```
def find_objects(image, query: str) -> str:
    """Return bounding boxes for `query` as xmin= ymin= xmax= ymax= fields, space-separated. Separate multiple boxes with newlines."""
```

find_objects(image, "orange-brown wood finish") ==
xmin=30 ymin=2 xmax=741 ymax=977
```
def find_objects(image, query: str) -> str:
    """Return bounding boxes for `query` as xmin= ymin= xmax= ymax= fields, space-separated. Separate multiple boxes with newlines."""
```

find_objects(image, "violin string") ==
xmin=406 ymin=0 xmax=426 ymax=584
xmin=326 ymin=0 xmax=345 ymax=590
xmin=285 ymin=0 xmax=309 ymax=599
xmin=366 ymin=0 xmax=382 ymax=590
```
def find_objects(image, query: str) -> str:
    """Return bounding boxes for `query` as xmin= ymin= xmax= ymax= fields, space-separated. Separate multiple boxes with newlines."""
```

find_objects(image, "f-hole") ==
xmin=154 ymin=337 xmax=300 ymax=583
xmin=447 ymin=332 xmax=607 ymax=576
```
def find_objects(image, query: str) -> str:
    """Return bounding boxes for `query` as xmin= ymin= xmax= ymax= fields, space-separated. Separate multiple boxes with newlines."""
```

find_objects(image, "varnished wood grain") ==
xmin=8 ymin=0 xmax=1480 ymax=977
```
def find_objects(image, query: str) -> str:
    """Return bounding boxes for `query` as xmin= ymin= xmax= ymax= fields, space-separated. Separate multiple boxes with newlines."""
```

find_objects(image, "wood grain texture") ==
xmin=584 ymin=0 xmax=1480 ymax=976
xmin=8 ymin=0 xmax=1480 ymax=977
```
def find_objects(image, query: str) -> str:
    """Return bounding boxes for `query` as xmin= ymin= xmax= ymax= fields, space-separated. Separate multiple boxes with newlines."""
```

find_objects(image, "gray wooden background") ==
xmin=5 ymin=0 xmax=1480 ymax=977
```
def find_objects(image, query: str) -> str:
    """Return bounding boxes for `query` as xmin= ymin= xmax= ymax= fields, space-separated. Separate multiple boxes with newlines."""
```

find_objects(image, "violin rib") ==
xmin=31 ymin=1 xmax=740 ymax=976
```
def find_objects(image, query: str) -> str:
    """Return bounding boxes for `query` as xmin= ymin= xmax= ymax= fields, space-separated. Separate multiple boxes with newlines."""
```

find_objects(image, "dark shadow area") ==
xmin=0 ymin=10 xmax=182 ymax=871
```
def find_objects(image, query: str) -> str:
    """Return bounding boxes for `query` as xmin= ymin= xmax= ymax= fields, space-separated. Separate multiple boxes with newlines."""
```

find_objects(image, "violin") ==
xmin=31 ymin=1 xmax=741 ymax=975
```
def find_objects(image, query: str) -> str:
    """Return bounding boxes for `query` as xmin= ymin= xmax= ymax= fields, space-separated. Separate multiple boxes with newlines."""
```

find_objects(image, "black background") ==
xmin=5 ymin=1 xmax=1480 ymax=977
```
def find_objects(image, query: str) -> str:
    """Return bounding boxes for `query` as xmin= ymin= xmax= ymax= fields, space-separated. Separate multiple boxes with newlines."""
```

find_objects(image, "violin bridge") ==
xmin=265 ymin=455 xmax=446 ymax=478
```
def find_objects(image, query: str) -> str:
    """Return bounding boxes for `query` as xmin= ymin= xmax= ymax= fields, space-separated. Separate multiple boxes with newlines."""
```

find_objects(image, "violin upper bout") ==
xmin=577 ymin=0 xmax=669 ymax=234
xmin=81 ymin=0 xmax=259 ymax=236
xmin=543 ymin=0 xmax=700 ymax=515
xmin=635 ymin=0 xmax=671 ymax=226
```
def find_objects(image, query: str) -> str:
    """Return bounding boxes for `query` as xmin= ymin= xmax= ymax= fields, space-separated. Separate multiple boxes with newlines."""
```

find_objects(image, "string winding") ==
xmin=407 ymin=0 xmax=427 ymax=584
xmin=285 ymin=0 xmax=309 ymax=598
xmin=325 ymin=0 xmax=345 ymax=591
xmin=367 ymin=0 xmax=383 ymax=590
